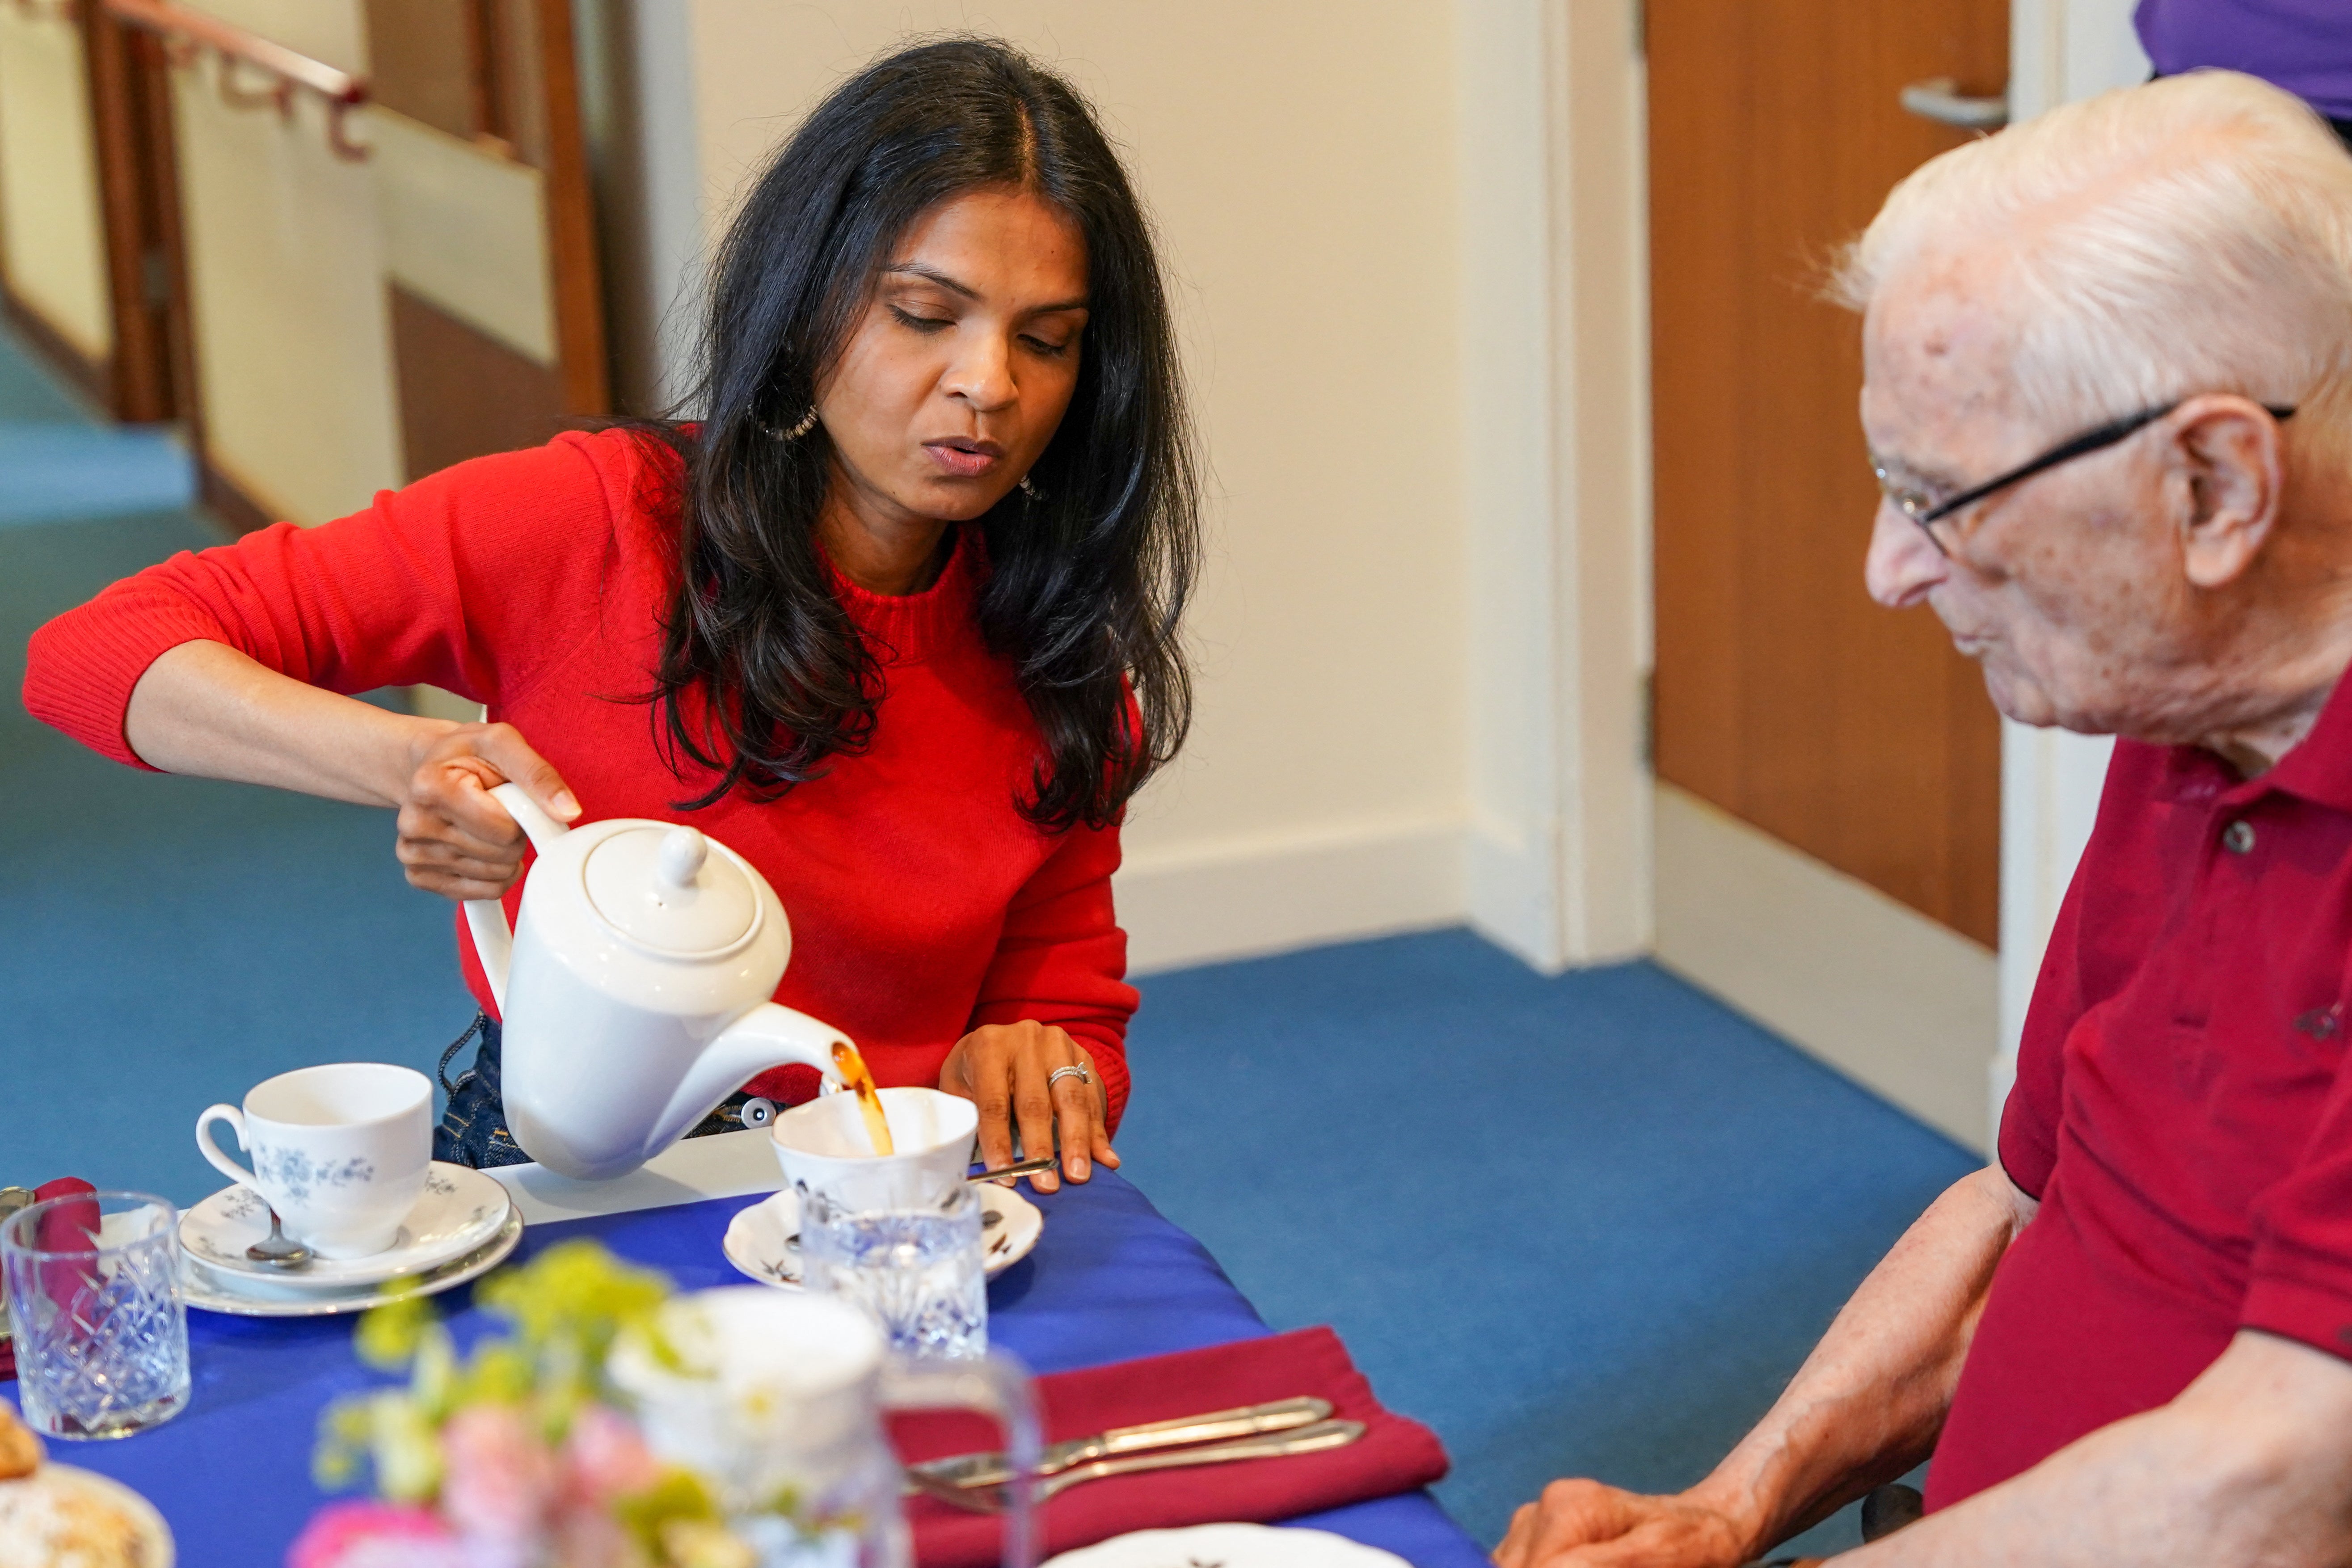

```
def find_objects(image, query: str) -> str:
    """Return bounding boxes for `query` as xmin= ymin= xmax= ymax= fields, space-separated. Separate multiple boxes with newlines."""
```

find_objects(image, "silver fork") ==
xmin=905 ymin=1419 xmax=1367 ymax=1515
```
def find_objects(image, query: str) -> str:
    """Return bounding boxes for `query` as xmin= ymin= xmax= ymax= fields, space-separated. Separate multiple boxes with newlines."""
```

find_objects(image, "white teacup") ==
xmin=770 ymin=1087 xmax=978 ymax=1209
xmin=194 ymin=1063 xmax=432 ymax=1260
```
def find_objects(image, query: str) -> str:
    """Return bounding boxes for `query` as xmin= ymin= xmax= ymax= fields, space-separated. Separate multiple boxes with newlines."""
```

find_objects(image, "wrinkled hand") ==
xmin=395 ymin=721 xmax=580 ymax=900
xmin=937 ymin=1021 xmax=1119 ymax=1193
xmin=1494 ymin=1480 xmax=1756 ymax=1568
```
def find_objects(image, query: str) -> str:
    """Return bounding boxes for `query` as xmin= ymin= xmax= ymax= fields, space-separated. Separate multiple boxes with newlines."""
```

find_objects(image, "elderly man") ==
xmin=1498 ymin=71 xmax=2352 ymax=1568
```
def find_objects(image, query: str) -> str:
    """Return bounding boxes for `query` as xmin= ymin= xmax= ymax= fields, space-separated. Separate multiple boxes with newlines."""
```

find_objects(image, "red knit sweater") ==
xmin=21 ymin=431 xmax=1134 ymax=1128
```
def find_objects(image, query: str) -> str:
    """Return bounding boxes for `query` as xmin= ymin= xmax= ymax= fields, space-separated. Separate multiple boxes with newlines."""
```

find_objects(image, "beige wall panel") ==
xmin=679 ymin=3 xmax=1470 ymax=891
xmin=1656 ymin=784 xmax=1997 ymax=1153
xmin=0 ymin=7 xmax=114 ymax=361
xmin=172 ymin=55 xmax=401 ymax=523
xmin=371 ymin=110 xmax=557 ymax=365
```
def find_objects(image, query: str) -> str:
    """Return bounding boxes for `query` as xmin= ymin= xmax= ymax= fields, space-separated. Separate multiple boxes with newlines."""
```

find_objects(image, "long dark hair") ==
xmin=636 ymin=37 xmax=1197 ymax=831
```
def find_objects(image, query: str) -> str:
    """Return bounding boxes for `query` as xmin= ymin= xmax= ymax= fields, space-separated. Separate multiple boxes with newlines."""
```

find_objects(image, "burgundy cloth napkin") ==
xmin=0 ymin=1178 xmax=98 ymax=1383
xmin=889 ymin=1326 xmax=1450 ymax=1567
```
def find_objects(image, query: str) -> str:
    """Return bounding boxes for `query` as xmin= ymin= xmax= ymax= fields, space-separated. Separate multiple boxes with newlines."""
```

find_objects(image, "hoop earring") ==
xmin=770 ymin=408 xmax=818 ymax=442
xmin=1017 ymin=473 xmax=1041 ymax=500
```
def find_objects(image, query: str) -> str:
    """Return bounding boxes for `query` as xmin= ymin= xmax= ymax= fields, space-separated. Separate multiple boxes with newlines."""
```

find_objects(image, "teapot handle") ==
xmin=462 ymin=782 xmax=574 ymax=1014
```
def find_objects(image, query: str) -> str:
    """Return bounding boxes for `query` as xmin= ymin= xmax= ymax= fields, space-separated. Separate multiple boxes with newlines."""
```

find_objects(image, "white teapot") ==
xmin=463 ymin=783 xmax=851 ymax=1180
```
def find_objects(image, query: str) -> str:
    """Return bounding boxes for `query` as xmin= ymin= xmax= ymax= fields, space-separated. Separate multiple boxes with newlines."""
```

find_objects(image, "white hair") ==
xmin=1833 ymin=70 xmax=2352 ymax=433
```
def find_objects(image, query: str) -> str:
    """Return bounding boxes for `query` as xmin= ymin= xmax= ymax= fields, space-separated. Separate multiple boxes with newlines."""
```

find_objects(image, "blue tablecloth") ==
xmin=18 ymin=1170 xmax=1488 ymax=1566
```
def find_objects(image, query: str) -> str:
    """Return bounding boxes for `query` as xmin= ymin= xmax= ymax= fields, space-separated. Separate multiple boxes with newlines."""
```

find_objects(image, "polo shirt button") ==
xmin=2223 ymin=819 xmax=2257 ymax=854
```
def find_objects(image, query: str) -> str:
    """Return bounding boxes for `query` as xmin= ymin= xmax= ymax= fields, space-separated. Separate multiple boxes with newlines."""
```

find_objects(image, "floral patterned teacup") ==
xmin=195 ymin=1063 xmax=432 ymax=1260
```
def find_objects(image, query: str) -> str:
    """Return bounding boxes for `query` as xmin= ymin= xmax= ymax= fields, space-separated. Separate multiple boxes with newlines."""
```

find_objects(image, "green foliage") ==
xmin=612 ymin=1466 xmax=720 ymax=1556
xmin=312 ymin=1240 xmax=675 ymax=1501
xmin=477 ymin=1238 xmax=672 ymax=1377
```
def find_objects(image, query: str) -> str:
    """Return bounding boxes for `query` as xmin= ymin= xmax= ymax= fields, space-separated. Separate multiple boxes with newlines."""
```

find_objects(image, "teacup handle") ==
xmin=195 ymin=1104 xmax=259 ymax=1191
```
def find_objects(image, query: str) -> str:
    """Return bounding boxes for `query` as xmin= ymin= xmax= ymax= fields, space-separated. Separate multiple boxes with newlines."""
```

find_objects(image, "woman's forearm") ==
xmin=1692 ymin=1164 xmax=2036 ymax=1556
xmin=124 ymin=640 xmax=454 ymax=806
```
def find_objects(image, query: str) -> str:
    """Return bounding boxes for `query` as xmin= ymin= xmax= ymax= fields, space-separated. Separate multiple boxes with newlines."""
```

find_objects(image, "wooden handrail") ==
xmin=102 ymin=0 xmax=371 ymax=160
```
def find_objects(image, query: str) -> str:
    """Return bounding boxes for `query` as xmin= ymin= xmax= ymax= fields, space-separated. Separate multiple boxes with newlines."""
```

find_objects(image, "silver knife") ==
xmin=907 ymin=1395 xmax=1334 ymax=1490
xmin=907 ymin=1419 xmax=1368 ymax=1514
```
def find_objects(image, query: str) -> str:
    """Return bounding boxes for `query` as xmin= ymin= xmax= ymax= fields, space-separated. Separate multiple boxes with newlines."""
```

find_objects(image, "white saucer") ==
xmin=1045 ymin=1524 xmax=1408 ymax=1567
xmin=723 ymin=1183 xmax=1042 ymax=1290
xmin=182 ymin=1206 xmax=524 ymax=1317
xmin=178 ymin=1163 xmax=510 ymax=1289
xmin=0 ymin=1463 xmax=175 ymax=1567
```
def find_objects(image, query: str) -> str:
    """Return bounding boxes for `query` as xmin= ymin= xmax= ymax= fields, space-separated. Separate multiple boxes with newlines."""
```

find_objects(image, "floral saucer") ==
xmin=181 ymin=1207 xmax=524 ymax=1317
xmin=722 ymin=1182 xmax=1041 ymax=1290
xmin=177 ymin=1162 xmax=510 ymax=1289
xmin=1044 ymin=1524 xmax=1408 ymax=1567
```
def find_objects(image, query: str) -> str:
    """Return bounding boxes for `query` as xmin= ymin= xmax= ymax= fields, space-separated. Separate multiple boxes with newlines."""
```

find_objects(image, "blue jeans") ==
xmin=431 ymin=1014 xmax=769 ymax=1169
xmin=434 ymin=1015 xmax=528 ymax=1168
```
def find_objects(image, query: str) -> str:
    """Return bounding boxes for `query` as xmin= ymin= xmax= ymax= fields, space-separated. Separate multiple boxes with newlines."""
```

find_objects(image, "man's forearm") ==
xmin=1839 ymin=1331 xmax=2352 ymax=1568
xmin=1689 ymin=1166 xmax=2034 ymax=1557
xmin=125 ymin=640 xmax=450 ymax=806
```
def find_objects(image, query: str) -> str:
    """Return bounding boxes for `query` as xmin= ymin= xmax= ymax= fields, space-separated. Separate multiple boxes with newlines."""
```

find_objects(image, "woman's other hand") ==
xmin=937 ymin=1021 xmax=1119 ymax=1193
xmin=396 ymin=722 xmax=580 ymax=900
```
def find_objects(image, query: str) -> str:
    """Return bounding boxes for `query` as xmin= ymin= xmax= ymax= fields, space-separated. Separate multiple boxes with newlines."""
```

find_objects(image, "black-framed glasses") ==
xmin=1872 ymin=399 xmax=2298 ymax=556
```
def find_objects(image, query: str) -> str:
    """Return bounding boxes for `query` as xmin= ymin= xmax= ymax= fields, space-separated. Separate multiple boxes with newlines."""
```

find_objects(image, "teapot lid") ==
xmin=581 ymin=824 xmax=758 ymax=955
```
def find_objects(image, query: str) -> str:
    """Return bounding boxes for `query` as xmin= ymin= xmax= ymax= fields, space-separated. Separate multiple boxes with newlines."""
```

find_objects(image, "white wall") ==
xmin=659 ymin=0 xmax=1650 ymax=974
xmin=1991 ymin=0 xmax=2144 ymax=1116
xmin=0 ymin=5 xmax=114 ymax=364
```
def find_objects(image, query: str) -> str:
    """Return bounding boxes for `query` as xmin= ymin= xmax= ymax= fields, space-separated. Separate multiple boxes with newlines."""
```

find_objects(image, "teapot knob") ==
xmin=656 ymin=826 xmax=709 ymax=890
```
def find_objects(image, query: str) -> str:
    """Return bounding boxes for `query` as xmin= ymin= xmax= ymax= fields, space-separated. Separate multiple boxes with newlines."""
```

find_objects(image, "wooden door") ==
xmin=82 ymin=13 xmax=196 ymax=429
xmin=364 ymin=0 xmax=606 ymax=480
xmin=1648 ymin=0 xmax=2008 ymax=948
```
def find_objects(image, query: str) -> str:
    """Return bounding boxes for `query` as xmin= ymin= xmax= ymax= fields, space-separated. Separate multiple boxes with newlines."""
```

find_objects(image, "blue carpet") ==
xmin=1120 ymin=934 xmax=1975 ymax=1551
xmin=0 ymin=334 xmax=475 ymax=1209
xmin=2 ymin=324 xmax=1976 ymax=1557
xmin=0 ymin=423 xmax=194 ymax=525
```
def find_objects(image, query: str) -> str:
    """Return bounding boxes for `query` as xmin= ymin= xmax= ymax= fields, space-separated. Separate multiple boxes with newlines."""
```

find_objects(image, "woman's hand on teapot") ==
xmin=394 ymin=721 xmax=581 ymax=900
xmin=938 ymin=1022 xmax=1118 ymax=1194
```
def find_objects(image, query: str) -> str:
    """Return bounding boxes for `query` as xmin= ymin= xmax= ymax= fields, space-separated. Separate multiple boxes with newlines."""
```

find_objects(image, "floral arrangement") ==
xmin=290 ymin=1240 xmax=769 ymax=1568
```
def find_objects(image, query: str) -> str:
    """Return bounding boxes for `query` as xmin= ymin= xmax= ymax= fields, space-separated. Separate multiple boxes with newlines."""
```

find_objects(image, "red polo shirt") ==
xmin=1927 ymin=675 xmax=2352 ymax=1508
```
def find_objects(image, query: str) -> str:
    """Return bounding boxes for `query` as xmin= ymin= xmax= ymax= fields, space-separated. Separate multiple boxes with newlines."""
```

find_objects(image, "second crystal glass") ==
xmin=801 ymin=1168 xmax=987 ymax=1360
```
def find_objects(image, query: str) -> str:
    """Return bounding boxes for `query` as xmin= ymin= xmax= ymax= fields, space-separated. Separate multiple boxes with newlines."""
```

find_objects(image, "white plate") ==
xmin=722 ymin=1183 xmax=1041 ymax=1289
xmin=1045 ymin=1523 xmax=1409 ymax=1568
xmin=0 ymin=1462 xmax=175 ymax=1567
xmin=181 ymin=1206 xmax=524 ymax=1318
xmin=178 ymin=1163 xmax=510 ymax=1290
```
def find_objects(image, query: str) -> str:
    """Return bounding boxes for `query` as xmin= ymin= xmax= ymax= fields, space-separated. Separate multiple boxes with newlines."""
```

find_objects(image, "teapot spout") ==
xmin=661 ymin=1002 xmax=851 ymax=1142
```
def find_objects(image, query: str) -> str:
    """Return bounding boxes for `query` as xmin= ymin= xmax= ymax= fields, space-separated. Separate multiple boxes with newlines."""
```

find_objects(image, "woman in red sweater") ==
xmin=22 ymin=38 xmax=1197 ymax=1189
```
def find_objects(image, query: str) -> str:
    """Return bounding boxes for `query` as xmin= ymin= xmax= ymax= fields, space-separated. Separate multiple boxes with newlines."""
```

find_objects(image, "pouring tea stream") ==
xmin=464 ymin=783 xmax=857 ymax=1180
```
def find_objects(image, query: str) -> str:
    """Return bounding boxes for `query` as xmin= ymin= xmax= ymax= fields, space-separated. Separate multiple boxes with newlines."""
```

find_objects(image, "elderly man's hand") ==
xmin=1494 ymin=1479 xmax=1755 ymax=1568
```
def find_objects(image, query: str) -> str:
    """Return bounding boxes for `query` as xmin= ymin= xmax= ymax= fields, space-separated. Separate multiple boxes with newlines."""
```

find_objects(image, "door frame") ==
xmin=1457 ymin=0 xmax=1652 ymax=974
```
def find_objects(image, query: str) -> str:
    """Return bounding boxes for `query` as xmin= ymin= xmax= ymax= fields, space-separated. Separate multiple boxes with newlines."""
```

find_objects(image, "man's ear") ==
xmin=2169 ymin=396 xmax=2287 ymax=590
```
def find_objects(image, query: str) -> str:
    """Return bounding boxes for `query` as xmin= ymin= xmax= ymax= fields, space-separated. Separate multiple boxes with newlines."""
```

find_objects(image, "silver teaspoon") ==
xmin=246 ymin=1206 xmax=312 ymax=1269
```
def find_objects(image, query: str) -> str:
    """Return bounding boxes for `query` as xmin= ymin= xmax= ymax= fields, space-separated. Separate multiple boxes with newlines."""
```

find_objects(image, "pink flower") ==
xmin=287 ymin=1501 xmax=460 ymax=1568
xmin=439 ymin=1404 xmax=561 ymax=1543
xmin=561 ymin=1404 xmax=661 ymax=1506
xmin=550 ymin=1507 xmax=644 ymax=1568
